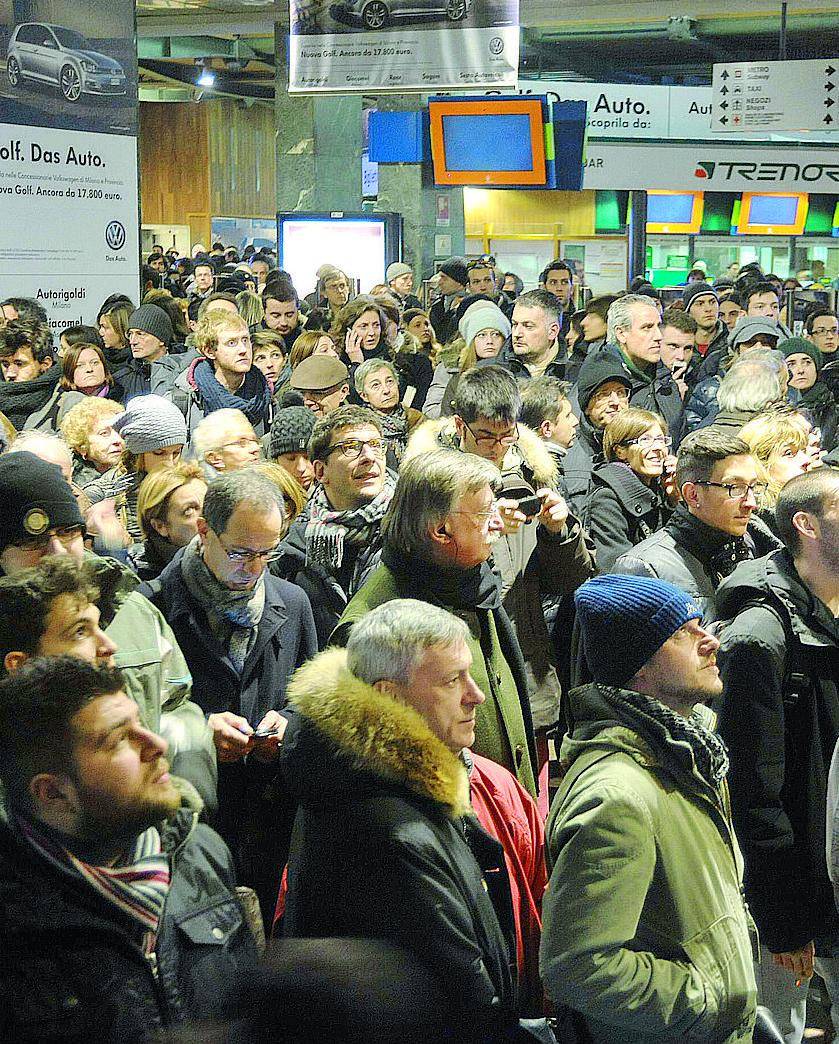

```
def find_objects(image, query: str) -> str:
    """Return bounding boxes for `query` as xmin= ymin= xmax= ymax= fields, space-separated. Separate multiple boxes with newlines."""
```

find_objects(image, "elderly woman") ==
xmin=60 ymin=397 xmax=126 ymax=489
xmin=355 ymin=357 xmax=424 ymax=467
xmin=583 ymin=407 xmax=676 ymax=572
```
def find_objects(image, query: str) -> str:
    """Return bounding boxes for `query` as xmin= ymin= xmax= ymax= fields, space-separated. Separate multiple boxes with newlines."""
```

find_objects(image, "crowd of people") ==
xmin=2 ymin=244 xmax=839 ymax=1043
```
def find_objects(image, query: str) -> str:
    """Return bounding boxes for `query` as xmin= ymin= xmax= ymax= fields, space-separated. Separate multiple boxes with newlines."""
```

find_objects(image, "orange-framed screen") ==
xmin=737 ymin=193 xmax=809 ymax=235
xmin=646 ymin=191 xmax=704 ymax=234
xmin=428 ymin=98 xmax=547 ymax=187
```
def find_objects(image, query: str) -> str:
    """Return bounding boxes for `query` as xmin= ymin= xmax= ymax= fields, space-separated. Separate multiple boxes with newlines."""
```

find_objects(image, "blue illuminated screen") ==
xmin=748 ymin=196 xmax=799 ymax=225
xmin=442 ymin=114 xmax=534 ymax=172
xmin=647 ymin=194 xmax=695 ymax=224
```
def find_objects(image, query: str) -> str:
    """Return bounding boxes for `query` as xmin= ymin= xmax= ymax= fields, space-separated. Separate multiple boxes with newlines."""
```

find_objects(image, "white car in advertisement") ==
xmin=7 ymin=23 xmax=127 ymax=103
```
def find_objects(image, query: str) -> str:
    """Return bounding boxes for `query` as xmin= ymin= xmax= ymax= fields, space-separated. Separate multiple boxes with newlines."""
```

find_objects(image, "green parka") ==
xmin=540 ymin=683 xmax=757 ymax=1043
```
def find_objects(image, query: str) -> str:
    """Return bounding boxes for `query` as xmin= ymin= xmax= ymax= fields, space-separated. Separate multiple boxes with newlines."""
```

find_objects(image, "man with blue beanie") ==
xmin=540 ymin=573 xmax=758 ymax=1043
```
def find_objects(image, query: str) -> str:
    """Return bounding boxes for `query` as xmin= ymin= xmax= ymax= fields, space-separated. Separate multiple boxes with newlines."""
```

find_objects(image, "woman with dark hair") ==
xmin=60 ymin=341 xmax=123 ymax=402
xmin=501 ymin=272 xmax=524 ymax=298
xmin=402 ymin=308 xmax=441 ymax=362
xmin=583 ymin=407 xmax=676 ymax=571
xmin=580 ymin=294 xmax=619 ymax=354
xmin=97 ymin=296 xmax=134 ymax=367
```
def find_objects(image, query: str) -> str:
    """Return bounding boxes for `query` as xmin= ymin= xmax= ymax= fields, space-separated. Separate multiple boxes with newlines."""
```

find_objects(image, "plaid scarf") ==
xmin=305 ymin=472 xmax=395 ymax=573
xmin=17 ymin=816 xmax=171 ymax=955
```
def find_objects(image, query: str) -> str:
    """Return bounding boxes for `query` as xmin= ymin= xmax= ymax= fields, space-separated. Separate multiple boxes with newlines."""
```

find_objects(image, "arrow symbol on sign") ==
xmin=720 ymin=115 xmax=728 ymax=125
xmin=827 ymin=65 xmax=836 ymax=76
xmin=721 ymin=69 xmax=729 ymax=79
xmin=827 ymin=98 xmax=836 ymax=108
xmin=826 ymin=114 xmax=835 ymax=124
xmin=720 ymin=100 xmax=728 ymax=110
xmin=720 ymin=85 xmax=729 ymax=95
xmin=827 ymin=81 xmax=837 ymax=91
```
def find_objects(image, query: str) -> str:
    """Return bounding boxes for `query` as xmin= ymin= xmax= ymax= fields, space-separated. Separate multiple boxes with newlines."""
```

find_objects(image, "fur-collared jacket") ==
xmin=281 ymin=649 xmax=519 ymax=1029
xmin=404 ymin=419 xmax=595 ymax=731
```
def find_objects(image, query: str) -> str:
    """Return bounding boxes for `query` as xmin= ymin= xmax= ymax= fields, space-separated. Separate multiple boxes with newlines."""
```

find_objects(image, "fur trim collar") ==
xmin=287 ymin=648 xmax=472 ymax=819
xmin=405 ymin=418 xmax=557 ymax=488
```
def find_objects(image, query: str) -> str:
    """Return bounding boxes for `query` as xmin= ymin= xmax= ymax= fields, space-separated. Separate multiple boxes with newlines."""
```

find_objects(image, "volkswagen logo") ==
xmin=105 ymin=221 xmax=126 ymax=251
xmin=489 ymin=37 xmax=504 ymax=55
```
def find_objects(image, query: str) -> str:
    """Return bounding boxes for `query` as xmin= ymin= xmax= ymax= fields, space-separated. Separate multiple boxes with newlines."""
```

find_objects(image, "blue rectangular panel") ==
xmin=368 ymin=110 xmax=424 ymax=164
xmin=748 ymin=195 xmax=799 ymax=225
xmin=552 ymin=100 xmax=586 ymax=192
xmin=441 ymin=114 xmax=534 ymax=172
xmin=648 ymin=194 xmax=696 ymax=224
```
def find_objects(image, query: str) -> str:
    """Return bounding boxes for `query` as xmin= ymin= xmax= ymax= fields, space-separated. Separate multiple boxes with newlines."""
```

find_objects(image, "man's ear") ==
xmin=339 ymin=384 xmax=349 ymax=405
xmin=548 ymin=320 xmax=560 ymax=343
xmin=29 ymin=772 xmax=77 ymax=819
xmin=312 ymin=458 xmax=326 ymax=484
xmin=453 ymin=415 xmax=465 ymax=441
xmin=681 ymin=481 xmax=699 ymax=509
xmin=538 ymin=419 xmax=553 ymax=439
xmin=3 ymin=650 xmax=28 ymax=674
xmin=39 ymin=356 xmax=53 ymax=372
xmin=793 ymin=509 xmax=818 ymax=543
xmin=428 ymin=517 xmax=452 ymax=551
xmin=196 ymin=516 xmax=210 ymax=544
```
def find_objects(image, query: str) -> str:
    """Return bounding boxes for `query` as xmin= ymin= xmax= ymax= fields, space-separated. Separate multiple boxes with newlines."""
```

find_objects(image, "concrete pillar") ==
xmin=274 ymin=30 xmax=362 ymax=213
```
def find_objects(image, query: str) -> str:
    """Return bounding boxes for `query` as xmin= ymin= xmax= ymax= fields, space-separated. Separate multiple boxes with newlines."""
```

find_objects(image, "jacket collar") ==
xmin=286 ymin=648 xmax=472 ymax=819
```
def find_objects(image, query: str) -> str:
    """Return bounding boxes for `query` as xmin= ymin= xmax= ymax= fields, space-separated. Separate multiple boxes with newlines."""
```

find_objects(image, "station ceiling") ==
xmin=135 ymin=0 xmax=839 ymax=100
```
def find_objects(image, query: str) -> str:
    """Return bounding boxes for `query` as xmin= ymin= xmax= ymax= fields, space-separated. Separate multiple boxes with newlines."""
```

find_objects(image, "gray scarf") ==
xmin=180 ymin=537 xmax=266 ymax=674
xmin=305 ymin=472 xmax=395 ymax=573
xmin=596 ymin=683 xmax=730 ymax=790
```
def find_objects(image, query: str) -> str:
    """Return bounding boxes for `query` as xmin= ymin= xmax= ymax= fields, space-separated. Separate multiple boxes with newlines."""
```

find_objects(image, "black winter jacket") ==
xmin=562 ymin=413 xmax=602 ymax=518
xmin=0 ymin=807 xmax=258 ymax=1042
xmin=582 ymin=461 xmax=671 ymax=573
xmin=282 ymin=649 xmax=518 ymax=1029
xmin=716 ymin=551 xmax=839 ymax=952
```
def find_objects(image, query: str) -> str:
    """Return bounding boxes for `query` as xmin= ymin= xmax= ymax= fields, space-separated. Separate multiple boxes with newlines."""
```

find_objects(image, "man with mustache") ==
xmin=0 ymin=656 xmax=258 ymax=1041
xmin=273 ymin=405 xmax=393 ymax=648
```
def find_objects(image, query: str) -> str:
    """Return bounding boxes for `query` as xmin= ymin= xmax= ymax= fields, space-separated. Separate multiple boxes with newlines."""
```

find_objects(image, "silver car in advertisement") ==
xmin=331 ymin=0 xmax=471 ymax=31
xmin=6 ymin=23 xmax=127 ymax=103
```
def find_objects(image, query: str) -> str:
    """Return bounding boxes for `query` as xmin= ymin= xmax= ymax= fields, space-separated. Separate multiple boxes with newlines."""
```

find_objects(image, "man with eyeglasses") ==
xmin=615 ymin=428 xmax=776 ymax=623
xmin=289 ymin=354 xmax=350 ymax=418
xmin=715 ymin=467 xmax=839 ymax=1042
xmin=807 ymin=308 xmax=839 ymax=401
xmin=273 ymin=405 xmax=393 ymax=648
xmin=192 ymin=408 xmax=262 ymax=475
xmin=146 ymin=469 xmax=317 ymax=920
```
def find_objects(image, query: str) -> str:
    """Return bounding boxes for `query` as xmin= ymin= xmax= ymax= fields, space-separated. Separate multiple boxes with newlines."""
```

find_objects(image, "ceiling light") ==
xmin=197 ymin=65 xmax=215 ymax=88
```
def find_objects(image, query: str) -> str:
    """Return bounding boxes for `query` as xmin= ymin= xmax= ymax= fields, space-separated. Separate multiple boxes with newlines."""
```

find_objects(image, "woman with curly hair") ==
xmin=60 ymin=397 xmax=126 ymax=489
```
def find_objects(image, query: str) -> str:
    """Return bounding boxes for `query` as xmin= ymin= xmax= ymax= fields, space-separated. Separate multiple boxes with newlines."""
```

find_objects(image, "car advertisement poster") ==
xmin=0 ymin=0 xmax=139 ymax=325
xmin=288 ymin=0 xmax=519 ymax=93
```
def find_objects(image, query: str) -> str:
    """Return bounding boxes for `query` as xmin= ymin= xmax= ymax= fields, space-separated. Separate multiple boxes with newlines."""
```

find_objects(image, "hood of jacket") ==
xmin=284 ymin=648 xmax=472 ymax=820
xmin=404 ymin=416 xmax=558 ymax=489
xmin=561 ymin=682 xmax=721 ymax=801
xmin=716 ymin=548 xmax=837 ymax=648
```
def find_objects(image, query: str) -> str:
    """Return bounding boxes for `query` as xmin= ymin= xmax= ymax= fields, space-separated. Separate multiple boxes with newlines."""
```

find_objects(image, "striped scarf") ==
xmin=17 ymin=817 xmax=171 ymax=954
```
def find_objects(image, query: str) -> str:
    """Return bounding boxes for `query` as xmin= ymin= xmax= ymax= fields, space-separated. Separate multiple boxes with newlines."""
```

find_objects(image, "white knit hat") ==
xmin=458 ymin=301 xmax=511 ymax=347
xmin=113 ymin=395 xmax=188 ymax=455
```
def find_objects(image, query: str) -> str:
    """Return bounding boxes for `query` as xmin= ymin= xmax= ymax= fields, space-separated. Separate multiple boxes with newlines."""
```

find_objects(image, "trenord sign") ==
xmin=695 ymin=160 xmax=839 ymax=184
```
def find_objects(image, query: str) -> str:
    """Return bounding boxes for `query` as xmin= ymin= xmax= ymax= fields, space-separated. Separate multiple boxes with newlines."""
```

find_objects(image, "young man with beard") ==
xmin=174 ymin=311 xmax=273 ymax=436
xmin=716 ymin=468 xmax=839 ymax=1042
xmin=0 ymin=318 xmax=60 ymax=431
xmin=683 ymin=282 xmax=727 ymax=368
xmin=615 ymin=428 xmax=772 ymax=623
xmin=540 ymin=259 xmax=575 ymax=339
xmin=273 ymin=405 xmax=394 ymax=648
xmin=262 ymin=278 xmax=306 ymax=351
xmin=541 ymin=573 xmax=756 ymax=1042
xmin=0 ymin=656 xmax=257 ymax=1042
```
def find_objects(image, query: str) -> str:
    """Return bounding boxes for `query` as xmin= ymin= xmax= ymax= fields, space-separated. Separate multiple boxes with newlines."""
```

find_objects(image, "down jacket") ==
xmin=281 ymin=649 xmax=518 ymax=1031
xmin=541 ymin=683 xmax=757 ymax=1043
xmin=0 ymin=801 xmax=258 ymax=1042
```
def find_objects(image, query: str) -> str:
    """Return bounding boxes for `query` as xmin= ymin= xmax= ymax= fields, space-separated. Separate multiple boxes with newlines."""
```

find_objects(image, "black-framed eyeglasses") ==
xmin=696 ymin=480 xmax=767 ymax=500
xmin=462 ymin=421 xmax=519 ymax=450
xmin=323 ymin=438 xmax=386 ymax=461
xmin=215 ymin=531 xmax=283 ymax=564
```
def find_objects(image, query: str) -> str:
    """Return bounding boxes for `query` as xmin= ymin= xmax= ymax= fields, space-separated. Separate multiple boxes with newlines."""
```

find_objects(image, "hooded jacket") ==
xmin=404 ymin=418 xmax=595 ymax=732
xmin=715 ymin=550 xmax=839 ymax=953
xmin=562 ymin=410 xmax=603 ymax=516
xmin=281 ymin=649 xmax=518 ymax=1029
xmin=0 ymin=799 xmax=258 ymax=1042
xmin=540 ymin=683 xmax=757 ymax=1043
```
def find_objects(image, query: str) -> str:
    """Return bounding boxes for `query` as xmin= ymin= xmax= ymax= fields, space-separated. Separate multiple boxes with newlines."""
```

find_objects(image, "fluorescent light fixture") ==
xmin=197 ymin=66 xmax=216 ymax=88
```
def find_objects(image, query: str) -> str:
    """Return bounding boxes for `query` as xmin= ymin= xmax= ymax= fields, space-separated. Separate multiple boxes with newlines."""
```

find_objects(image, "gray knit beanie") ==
xmin=112 ymin=395 xmax=188 ymax=455
xmin=127 ymin=304 xmax=174 ymax=347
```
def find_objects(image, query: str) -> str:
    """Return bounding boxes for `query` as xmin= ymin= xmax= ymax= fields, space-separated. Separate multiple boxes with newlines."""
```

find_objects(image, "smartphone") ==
xmin=516 ymin=494 xmax=543 ymax=519
xmin=252 ymin=727 xmax=280 ymax=740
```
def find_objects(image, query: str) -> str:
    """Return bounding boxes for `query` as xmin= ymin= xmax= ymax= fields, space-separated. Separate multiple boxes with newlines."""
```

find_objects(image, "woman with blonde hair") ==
xmin=250 ymin=459 xmax=306 ymax=527
xmin=584 ymin=407 xmax=676 ymax=571
xmin=236 ymin=289 xmax=264 ymax=329
xmin=60 ymin=396 xmax=126 ymax=488
xmin=425 ymin=300 xmax=510 ymax=418
xmin=738 ymin=408 xmax=817 ymax=528
xmin=132 ymin=461 xmax=207 ymax=580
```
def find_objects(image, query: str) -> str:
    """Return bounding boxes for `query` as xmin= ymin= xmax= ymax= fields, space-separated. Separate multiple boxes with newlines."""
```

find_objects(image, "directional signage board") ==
xmin=712 ymin=59 xmax=838 ymax=132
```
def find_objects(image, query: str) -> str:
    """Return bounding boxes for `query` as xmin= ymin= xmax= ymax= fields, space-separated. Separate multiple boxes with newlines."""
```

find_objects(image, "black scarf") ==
xmin=191 ymin=358 xmax=272 ymax=426
xmin=800 ymin=380 xmax=834 ymax=409
xmin=665 ymin=504 xmax=753 ymax=586
xmin=0 ymin=364 xmax=60 ymax=429
xmin=381 ymin=542 xmax=502 ymax=612
xmin=595 ymin=683 xmax=730 ymax=790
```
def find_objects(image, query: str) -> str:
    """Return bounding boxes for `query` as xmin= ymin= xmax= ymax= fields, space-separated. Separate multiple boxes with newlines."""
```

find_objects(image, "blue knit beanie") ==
xmin=575 ymin=574 xmax=702 ymax=687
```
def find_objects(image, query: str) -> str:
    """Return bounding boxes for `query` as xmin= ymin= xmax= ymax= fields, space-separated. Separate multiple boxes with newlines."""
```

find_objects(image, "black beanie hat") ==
xmin=269 ymin=406 xmax=317 ymax=459
xmin=0 ymin=452 xmax=84 ymax=553
xmin=439 ymin=257 xmax=468 ymax=288
xmin=127 ymin=304 xmax=173 ymax=347
xmin=576 ymin=353 xmax=634 ymax=413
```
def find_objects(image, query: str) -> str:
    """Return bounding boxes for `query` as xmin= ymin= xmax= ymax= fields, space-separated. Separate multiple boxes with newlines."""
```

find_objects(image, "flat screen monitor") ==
xmin=737 ymin=193 xmax=809 ymax=235
xmin=429 ymin=97 xmax=547 ymax=187
xmin=646 ymin=192 xmax=704 ymax=234
xmin=277 ymin=213 xmax=401 ymax=298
